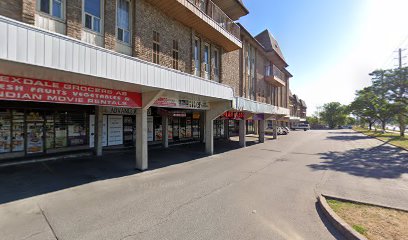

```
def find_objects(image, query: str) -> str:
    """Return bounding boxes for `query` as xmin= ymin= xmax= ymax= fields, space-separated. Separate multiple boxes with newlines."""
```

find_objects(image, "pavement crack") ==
xmin=21 ymin=230 xmax=47 ymax=240
xmin=37 ymin=204 xmax=59 ymax=240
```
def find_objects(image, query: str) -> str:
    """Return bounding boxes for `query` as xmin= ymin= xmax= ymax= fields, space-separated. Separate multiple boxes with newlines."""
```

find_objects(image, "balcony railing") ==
xmin=187 ymin=0 xmax=240 ymax=39
xmin=265 ymin=64 xmax=285 ymax=81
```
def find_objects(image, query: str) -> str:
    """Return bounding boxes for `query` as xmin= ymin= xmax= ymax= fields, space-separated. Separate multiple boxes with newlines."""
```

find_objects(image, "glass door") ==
xmin=26 ymin=111 xmax=45 ymax=155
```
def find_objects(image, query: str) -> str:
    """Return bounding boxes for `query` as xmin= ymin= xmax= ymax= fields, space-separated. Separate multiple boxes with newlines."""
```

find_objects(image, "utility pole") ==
xmin=396 ymin=48 xmax=406 ymax=68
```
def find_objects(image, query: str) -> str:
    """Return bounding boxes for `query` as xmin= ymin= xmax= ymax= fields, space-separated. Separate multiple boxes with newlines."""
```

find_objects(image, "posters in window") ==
xmin=147 ymin=116 xmax=154 ymax=142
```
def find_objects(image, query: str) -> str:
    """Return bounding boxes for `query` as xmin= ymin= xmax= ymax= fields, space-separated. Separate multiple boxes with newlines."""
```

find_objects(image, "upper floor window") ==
xmin=117 ymin=0 xmax=131 ymax=44
xmin=39 ymin=0 xmax=64 ymax=19
xmin=172 ymin=40 xmax=179 ymax=70
xmin=153 ymin=31 xmax=160 ymax=64
xmin=204 ymin=44 xmax=210 ymax=79
xmin=194 ymin=38 xmax=201 ymax=77
xmin=214 ymin=48 xmax=220 ymax=82
xmin=84 ymin=0 xmax=102 ymax=33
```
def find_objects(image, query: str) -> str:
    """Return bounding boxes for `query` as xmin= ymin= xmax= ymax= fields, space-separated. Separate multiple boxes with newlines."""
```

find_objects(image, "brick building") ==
xmin=0 ymin=0 xmax=295 ymax=169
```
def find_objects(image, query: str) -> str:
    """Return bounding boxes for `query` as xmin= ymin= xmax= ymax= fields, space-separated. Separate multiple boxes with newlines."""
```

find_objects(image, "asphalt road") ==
xmin=1 ymin=130 xmax=408 ymax=240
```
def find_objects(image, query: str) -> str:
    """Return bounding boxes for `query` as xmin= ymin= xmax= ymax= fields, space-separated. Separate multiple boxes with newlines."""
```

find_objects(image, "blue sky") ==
xmin=240 ymin=0 xmax=408 ymax=115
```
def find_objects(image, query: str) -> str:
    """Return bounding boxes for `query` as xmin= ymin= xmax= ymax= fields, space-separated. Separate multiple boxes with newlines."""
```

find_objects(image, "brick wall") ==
xmin=221 ymin=49 xmax=240 ymax=96
xmin=0 ymin=0 xmax=23 ymax=22
xmin=22 ymin=0 xmax=35 ymax=24
xmin=134 ymin=0 xmax=192 ymax=73
xmin=104 ymin=0 xmax=117 ymax=50
xmin=66 ymin=0 xmax=82 ymax=40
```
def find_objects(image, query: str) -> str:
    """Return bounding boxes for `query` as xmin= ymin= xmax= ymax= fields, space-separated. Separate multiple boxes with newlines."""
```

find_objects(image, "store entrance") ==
xmin=26 ymin=111 xmax=45 ymax=155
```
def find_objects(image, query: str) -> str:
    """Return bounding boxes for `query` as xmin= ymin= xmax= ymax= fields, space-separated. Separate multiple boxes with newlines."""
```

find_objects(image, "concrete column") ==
xmin=162 ymin=115 xmax=169 ymax=148
xmin=224 ymin=119 xmax=229 ymax=139
xmin=258 ymin=120 xmax=265 ymax=143
xmin=136 ymin=108 xmax=148 ymax=171
xmin=273 ymin=119 xmax=278 ymax=139
xmin=94 ymin=106 xmax=103 ymax=156
xmin=205 ymin=112 xmax=214 ymax=155
xmin=200 ymin=112 xmax=205 ymax=143
xmin=239 ymin=119 xmax=246 ymax=147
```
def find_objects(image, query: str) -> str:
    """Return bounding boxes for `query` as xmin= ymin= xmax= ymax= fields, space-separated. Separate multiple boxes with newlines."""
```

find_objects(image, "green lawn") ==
xmin=353 ymin=127 xmax=408 ymax=150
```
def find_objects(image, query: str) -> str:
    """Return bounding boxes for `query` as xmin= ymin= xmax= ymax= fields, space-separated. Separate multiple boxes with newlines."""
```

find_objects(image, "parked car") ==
xmin=277 ymin=127 xmax=288 ymax=135
xmin=283 ymin=126 xmax=290 ymax=133
xmin=291 ymin=123 xmax=310 ymax=131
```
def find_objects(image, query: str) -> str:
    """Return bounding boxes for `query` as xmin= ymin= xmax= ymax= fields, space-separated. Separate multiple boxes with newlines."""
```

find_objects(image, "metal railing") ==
xmin=265 ymin=64 xmax=285 ymax=80
xmin=187 ymin=0 xmax=240 ymax=39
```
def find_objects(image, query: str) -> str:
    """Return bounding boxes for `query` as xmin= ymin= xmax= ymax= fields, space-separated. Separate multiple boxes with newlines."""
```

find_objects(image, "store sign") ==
xmin=153 ymin=97 xmax=209 ymax=110
xmin=0 ymin=74 xmax=142 ymax=108
xmin=103 ymin=107 xmax=138 ymax=115
xmin=223 ymin=111 xmax=244 ymax=120
xmin=253 ymin=114 xmax=265 ymax=120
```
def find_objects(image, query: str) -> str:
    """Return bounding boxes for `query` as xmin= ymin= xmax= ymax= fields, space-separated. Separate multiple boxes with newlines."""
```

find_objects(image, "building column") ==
xmin=94 ymin=106 xmax=103 ymax=156
xmin=136 ymin=108 xmax=148 ymax=170
xmin=258 ymin=120 xmax=265 ymax=143
xmin=224 ymin=119 xmax=229 ymax=139
xmin=205 ymin=113 xmax=214 ymax=155
xmin=200 ymin=111 xmax=205 ymax=143
xmin=162 ymin=115 xmax=169 ymax=148
xmin=273 ymin=119 xmax=278 ymax=139
xmin=135 ymin=90 xmax=165 ymax=171
xmin=239 ymin=119 xmax=246 ymax=147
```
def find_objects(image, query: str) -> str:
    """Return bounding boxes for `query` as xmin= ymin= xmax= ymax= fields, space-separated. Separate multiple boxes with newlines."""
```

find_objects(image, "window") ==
xmin=84 ymin=0 xmax=102 ymax=33
xmin=172 ymin=40 xmax=179 ymax=70
xmin=117 ymin=0 xmax=131 ymax=44
xmin=194 ymin=38 xmax=201 ymax=76
xmin=204 ymin=44 xmax=210 ymax=79
xmin=153 ymin=31 xmax=160 ymax=64
xmin=39 ymin=0 xmax=63 ymax=19
xmin=214 ymin=48 xmax=220 ymax=82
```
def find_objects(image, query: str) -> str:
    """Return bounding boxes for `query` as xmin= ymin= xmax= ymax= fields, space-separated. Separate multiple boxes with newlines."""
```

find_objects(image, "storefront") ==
xmin=147 ymin=97 xmax=209 ymax=145
xmin=148 ymin=107 xmax=202 ymax=145
xmin=0 ymin=74 xmax=142 ymax=161
xmin=0 ymin=102 xmax=93 ymax=160
xmin=222 ymin=111 xmax=244 ymax=137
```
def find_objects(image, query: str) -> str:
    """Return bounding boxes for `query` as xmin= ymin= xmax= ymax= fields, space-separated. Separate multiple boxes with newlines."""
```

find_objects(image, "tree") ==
xmin=371 ymin=67 xmax=408 ymax=136
xmin=319 ymin=102 xmax=348 ymax=129
xmin=350 ymin=87 xmax=396 ymax=131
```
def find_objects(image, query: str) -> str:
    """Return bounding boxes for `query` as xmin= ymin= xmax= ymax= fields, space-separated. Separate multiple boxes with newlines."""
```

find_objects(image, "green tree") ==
xmin=350 ymin=87 xmax=396 ymax=131
xmin=371 ymin=67 xmax=408 ymax=136
xmin=320 ymin=102 xmax=348 ymax=129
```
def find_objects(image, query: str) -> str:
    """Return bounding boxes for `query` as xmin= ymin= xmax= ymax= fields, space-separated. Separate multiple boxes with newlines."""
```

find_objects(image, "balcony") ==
xmin=145 ymin=0 xmax=242 ymax=51
xmin=264 ymin=65 xmax=286 ymax=87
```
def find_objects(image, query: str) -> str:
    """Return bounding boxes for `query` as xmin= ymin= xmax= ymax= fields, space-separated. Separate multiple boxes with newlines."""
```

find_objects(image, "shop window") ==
xmin=67 ymin=112 xmax=87 ymax=146
xmin=117 ymin=0 xmax=131 ymax=44
xmin=84 ymin=0 xmax=102 ymax=33
xmin=153 ymin=31 xmax=160 ymax=64
xmin=0 ymin=110 xmax=11 ymax=153
xmin=39 ymin=0 xmax=64 ymax=19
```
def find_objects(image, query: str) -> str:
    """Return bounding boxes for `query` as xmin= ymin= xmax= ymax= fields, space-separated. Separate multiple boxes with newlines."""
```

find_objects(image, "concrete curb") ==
xmin=317 ymin=194 xmax=368 ymax=240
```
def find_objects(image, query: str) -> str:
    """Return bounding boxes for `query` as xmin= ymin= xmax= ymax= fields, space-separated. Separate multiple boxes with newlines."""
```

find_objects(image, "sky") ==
xmin=240 ymin=0 xmax=408 ymax=115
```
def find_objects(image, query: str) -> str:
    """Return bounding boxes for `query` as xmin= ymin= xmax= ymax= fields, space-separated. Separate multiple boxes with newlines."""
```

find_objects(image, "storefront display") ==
xmin=12 ymin=110 xmax=25 ymax=152
xmin=107 ymin=115 xmax=123 ymax=146
xmin=0 ymin=110 xmax=11 ymax=153
xmin=147 ymin=116 xmax=154 ymax=142
xmin=123 ymin=116 xmax=134 ymax=146
xmin=26 ymin=112 xmax=44 ymax=154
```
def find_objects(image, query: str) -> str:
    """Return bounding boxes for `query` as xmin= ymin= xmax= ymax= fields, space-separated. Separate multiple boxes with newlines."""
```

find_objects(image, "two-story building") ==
xmin=288 ymin=92 xmax=307 ymax=128
xmin=0 ymin=0 xmax=291 ymax=169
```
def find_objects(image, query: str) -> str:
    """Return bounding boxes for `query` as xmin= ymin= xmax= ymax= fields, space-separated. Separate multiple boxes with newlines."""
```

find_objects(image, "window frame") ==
xmin=194 ymin=37 xmax=201 ymax=77
xmin=213 ymin=48 xmax=220 ymax=82
xmin=203 ymin=43 xmax=210 ymax=80
xmin=116 ymin=0 xmax=132 ymax=45
xmin=37 ymin=0 xmax=65 ymax=21
xmin=82 ymin=0 xmax=104 ymax=34
xmin=152 ymin=31 xmax=160 ymax=64
xmin=172 ymin=40 xmax=179 ymax=70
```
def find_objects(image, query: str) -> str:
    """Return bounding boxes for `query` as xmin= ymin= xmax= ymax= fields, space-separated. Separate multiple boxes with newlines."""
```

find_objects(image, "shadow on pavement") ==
xmin=315 ymin=202 xmax=343 ymax=239
xmin=309 ymin=143 xmax=408 ymax=179
xmin=0 ymin=139 xmax=260 ymax=205
xmin=325 ymin=135 xmax=371 ymax=141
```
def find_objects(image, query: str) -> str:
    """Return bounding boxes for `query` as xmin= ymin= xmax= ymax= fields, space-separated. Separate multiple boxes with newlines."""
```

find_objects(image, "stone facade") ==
xmin=134 ymin=0 xmax=192 ymax=73
xmin=104 ymin=0 xmax=117 ymax=50
xmin=0 ymin=0 xmax=23 ymax=22
xmin=66 ymin=0 xmax=82 ymax=40
xmin=221 ymin=49 xmax=240 ymax=96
